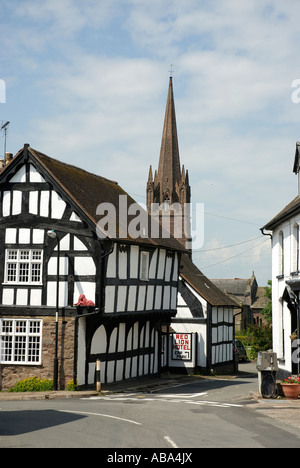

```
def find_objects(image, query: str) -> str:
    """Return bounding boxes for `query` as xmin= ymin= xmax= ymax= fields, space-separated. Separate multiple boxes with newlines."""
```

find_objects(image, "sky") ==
xmin=1 ymin=0 xmax=300 ymax=287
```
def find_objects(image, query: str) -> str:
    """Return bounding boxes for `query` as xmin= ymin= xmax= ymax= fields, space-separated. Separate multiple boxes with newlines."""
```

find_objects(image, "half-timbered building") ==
xmin=0 ymin=144 xmax=184 ymax=390
xmin=167 ymin=254 xmax=238 ymax=373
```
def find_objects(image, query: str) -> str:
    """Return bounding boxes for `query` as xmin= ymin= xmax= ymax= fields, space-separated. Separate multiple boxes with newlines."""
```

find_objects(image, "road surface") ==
xmin=1 ymin=362 xmax=300 ymax=449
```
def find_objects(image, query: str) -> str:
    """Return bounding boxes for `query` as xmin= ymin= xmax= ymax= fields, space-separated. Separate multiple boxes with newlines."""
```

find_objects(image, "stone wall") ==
xmin=0 ymin=316 xmax=76 ymax=391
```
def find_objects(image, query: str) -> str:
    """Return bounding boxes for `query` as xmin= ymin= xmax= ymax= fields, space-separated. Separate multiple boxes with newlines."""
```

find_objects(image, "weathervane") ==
xmin=169 ymin=64 xmax=174 ymax=77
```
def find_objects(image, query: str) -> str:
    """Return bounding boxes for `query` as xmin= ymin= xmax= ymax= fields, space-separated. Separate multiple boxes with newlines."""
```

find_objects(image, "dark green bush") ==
xmin=236 ymin=325 xmax=272 ymax=359
xmin=250 ymin=325 xmax=272 ymax=353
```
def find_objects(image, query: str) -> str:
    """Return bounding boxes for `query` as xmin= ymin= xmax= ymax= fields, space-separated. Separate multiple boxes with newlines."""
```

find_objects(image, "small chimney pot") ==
xmin=5 ymin=152 xmax=13 ymax=166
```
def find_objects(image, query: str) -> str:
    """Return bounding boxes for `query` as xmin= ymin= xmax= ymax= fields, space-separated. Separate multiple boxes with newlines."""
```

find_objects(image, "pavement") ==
xmin=1 ymin=361 xmax=300 ymax=409
xmin=0 ymin=374 xmax=198 ymax=401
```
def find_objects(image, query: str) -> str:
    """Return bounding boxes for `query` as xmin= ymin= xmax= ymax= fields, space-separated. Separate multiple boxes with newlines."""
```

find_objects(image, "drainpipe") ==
xmin=98 ymin=241 xmax=114 ymax=314
xmin=233 ymin=310 xmax=242 ymax=373
xmin=260 ymin=228 xmax=273 ymax=240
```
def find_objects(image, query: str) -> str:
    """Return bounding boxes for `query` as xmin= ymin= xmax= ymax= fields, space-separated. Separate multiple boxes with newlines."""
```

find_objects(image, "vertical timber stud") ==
xmin=96 ymin=359 xmax=101 ymax=392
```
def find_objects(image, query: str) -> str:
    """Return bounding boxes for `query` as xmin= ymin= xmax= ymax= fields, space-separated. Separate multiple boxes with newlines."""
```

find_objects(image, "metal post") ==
xmin=166 ymin=325 xmax=170 ymax=373
xmin=194 ymin=332 xmax=198 ymax=369
xmin=96 ymin=360 xmax=101 ymax=392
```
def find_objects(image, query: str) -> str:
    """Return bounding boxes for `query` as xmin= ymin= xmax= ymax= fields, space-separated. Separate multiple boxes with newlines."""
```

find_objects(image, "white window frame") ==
xmin=278 ymin=231 xmax=284 ymax=276
xmin=4 ymin=249 xmax=43 ymax=285
xmin=0 ymin=318 xmax=43 ymax=365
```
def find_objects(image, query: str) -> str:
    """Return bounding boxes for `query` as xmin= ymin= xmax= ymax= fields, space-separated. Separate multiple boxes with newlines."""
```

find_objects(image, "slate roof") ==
xmin=1 ymin=145 xmax=186 ymax=252
xmin=262 ymin=195 xmax=300 ymax=231
xmin=252 ymin=287 xmax=269 ymax=310
xmin=180 ymin=254 xmax=238 ymax=308
xmin=212 ymin=278 xmax=250 ymax=298
xmin=211 ymin=276 xmax=268 ymax=311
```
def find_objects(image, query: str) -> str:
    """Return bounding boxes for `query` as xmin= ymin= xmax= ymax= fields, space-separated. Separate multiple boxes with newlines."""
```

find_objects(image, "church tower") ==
xmin=146 ymin=76 xmax=191 ymax=250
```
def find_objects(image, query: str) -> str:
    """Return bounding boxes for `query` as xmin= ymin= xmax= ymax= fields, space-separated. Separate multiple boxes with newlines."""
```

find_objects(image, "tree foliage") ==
xmin=261 ymin=280 xmax=272 ymax=325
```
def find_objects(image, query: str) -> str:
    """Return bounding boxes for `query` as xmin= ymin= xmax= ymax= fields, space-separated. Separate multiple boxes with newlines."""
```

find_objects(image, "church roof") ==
xmin=212 ymin=278 xmax=250 ymax=297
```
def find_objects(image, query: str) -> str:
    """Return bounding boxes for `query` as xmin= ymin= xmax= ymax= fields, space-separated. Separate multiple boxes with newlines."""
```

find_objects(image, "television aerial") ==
xmin=1 ymin=121 xmax=10 ymax=156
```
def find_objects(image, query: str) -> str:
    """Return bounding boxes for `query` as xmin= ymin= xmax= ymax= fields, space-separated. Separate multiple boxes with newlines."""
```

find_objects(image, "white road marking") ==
xmin=155 ymin=392 xmax=207 ymax=399
xmin=81 ymin=392 xmax=244 ymax=409
xmin=105 ymin=397 xmax=158 ymax=401
xmin=59 ymin=409 xmax=142 ymax=425
xmin=164 ymin=436 xmax=178 ymax=448
xmin=85 ymin=395 xmax=244 ymax=408
xmin=163 ymin=382 xmax=196 ymax=389
xmin=81 ymin=396 xmax=103 ymax=400
xmin=186 ymin=401 xmax=243 ymax=408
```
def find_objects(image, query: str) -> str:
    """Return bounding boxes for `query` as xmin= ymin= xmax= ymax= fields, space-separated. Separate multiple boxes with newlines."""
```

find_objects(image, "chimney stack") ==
xmin=293 ymin=142 xmax=300 ymax=195
xmin=5 ymin=152 xmax=13 ymax=166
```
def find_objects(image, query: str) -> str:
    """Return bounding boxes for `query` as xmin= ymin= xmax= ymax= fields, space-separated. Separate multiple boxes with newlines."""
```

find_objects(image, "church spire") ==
xmin=157 ymin=76 xmax=181 ymax=204
xmin=146 ymin=76 xmax=191 ymax=250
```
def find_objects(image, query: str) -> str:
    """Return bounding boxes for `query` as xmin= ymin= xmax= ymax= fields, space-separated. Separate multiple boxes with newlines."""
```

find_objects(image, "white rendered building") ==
xmin=262 ymin=142 xmax=300 ymax=377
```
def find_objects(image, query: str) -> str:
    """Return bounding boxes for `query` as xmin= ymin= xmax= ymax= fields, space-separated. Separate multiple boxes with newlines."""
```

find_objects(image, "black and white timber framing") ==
xmin=0 ymin=145 xmax=184 ymax=388
xmin=163 ymin=254 xmax=238 ymax=373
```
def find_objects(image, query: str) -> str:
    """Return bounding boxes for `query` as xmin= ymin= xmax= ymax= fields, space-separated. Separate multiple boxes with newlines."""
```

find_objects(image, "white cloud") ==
xmin=3 ymin=0 xmax=300 ymax=285
xmin=14 ymin=0 xmax=119 ymax=34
